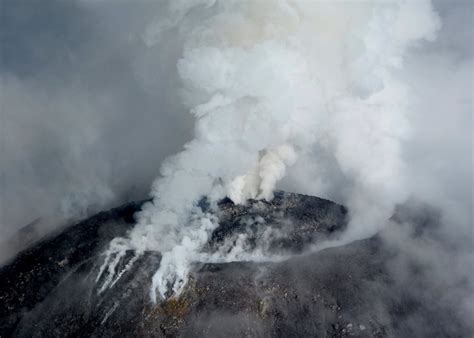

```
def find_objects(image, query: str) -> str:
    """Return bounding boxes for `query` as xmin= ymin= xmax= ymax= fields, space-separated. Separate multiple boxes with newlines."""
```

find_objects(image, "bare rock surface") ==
xmin=0 ymin=192 xmax=470 ymax=337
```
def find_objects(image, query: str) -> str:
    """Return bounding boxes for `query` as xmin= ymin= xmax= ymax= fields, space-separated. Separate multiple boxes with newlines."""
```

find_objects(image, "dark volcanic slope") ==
xmin=0 ymin=192 xmax=470 ymax=337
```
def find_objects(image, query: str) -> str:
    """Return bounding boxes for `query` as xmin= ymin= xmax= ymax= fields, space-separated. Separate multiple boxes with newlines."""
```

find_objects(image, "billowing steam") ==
xmin=97 ymin=0 xmax=442 ymax=301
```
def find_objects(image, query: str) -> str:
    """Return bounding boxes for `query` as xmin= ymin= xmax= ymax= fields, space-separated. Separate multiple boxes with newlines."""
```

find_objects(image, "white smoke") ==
xmin=228 ymin=144 xmax=297 ymax=204
xmin=98 ymin=0 xmax=441 ymax=301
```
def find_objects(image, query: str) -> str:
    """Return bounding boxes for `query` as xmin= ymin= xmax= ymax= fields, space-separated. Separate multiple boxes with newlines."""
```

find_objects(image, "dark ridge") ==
xmin=0 ymin=200 xmax=145 ymax=334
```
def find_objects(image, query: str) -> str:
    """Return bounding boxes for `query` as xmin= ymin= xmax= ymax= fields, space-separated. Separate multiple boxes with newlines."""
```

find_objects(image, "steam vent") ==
xmin=0 ymin=192 xmax=470 ymax=337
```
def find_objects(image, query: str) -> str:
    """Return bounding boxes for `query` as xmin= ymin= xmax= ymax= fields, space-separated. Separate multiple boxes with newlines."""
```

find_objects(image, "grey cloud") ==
xmin=0 ymin=0 xmax=193 ymax=260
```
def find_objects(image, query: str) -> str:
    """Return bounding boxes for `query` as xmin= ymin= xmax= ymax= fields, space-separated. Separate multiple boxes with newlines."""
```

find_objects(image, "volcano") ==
xmin=0 ymin=191 xmax=470 ymax=337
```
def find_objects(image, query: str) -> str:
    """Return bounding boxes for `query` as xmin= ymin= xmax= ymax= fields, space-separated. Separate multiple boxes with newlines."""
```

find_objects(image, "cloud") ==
xmin=0 ymin=0 xmax=193 ymax=260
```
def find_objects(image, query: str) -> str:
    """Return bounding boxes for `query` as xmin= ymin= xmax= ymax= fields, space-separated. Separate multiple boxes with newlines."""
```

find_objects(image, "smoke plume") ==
xmin=96 ymin=0 xmax=449 ymax=301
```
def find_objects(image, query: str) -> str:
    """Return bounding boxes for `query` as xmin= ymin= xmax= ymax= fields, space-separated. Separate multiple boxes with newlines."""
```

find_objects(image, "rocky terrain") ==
xmin=0 ymin=191 xmax=471 ymax=337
